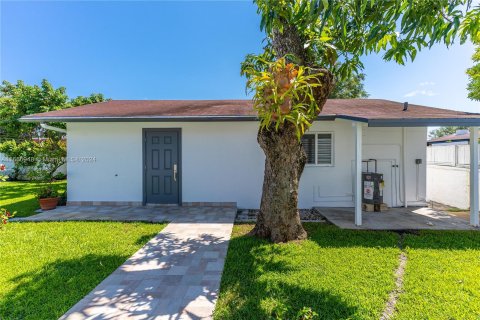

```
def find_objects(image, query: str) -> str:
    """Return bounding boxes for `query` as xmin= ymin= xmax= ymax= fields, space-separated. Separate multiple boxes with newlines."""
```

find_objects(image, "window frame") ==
xmin=302 ymin=131 xmax=335 ymax=167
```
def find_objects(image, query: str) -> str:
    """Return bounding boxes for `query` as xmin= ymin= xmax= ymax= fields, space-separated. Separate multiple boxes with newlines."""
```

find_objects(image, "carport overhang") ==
xmin=349 ymin=117 xmax=480 ymax=228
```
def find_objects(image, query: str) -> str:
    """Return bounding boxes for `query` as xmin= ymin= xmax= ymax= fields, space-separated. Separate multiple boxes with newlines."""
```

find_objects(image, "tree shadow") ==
xmin=401 ymin=229 xmax=480 ymax=250
xmin=303 ymin=222 xmax=400 ymax=249
xmin=0 ymin=253 xmax=131 ymax=320
xmin=58 ymin=230 xmax=232 ymax=320
xmin=135 ymin=232 xmax=161 ymax=245
xmin=215 ymin=230 xmax=363 ymax=320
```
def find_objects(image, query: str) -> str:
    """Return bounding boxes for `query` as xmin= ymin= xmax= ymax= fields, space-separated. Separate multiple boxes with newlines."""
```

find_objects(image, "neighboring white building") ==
xmin=21 ymin=99 xmax=480 ymax=226
xmin=427 ymin=129 xmax=473 ymax=146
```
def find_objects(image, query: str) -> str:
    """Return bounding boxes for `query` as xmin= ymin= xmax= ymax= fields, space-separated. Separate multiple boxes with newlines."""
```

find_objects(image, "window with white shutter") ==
xmin=301 ymin=132 xmax=333 ymax=166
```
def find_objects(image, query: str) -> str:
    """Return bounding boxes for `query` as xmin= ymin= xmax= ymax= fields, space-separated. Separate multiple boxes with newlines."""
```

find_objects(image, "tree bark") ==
xmin=251 ymin=123 xmax=308 ymax=242
xmin=250 ymin=22 xmax=334 ymax=243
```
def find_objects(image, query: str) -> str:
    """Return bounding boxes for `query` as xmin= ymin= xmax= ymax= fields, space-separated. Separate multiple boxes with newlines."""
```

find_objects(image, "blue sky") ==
xmin=1 ymin=0 xmax=478 ymax=113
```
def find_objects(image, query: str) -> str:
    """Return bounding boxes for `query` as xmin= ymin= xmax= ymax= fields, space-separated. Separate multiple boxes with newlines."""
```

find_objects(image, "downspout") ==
xmin=402 ymin=127 xmax=408 ymax=208
xmin=40 ymin=123 xmax=67 ymax=134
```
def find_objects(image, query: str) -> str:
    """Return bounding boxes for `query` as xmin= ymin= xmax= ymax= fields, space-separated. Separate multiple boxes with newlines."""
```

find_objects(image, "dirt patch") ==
xmin=380 ymin=234 xmax=407 ymax=320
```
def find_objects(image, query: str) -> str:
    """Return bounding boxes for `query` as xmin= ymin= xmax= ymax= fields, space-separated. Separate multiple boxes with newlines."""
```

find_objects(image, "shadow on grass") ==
xmin=0 ymin=253 xmax=130 ymax=320
xmin=134 ymin=232 xmax=160 ymax=245
xmin=304 ymin=222 xmax=400 ymax=249
xmin=402 ymin=229 xmax=480 ymax=250
xmin=0 ymin=181 xmax=66 ymax=217
xmin=215 ymin=226 xmax=371 ymax=320
xmin=2 ymin=197 xmax=40 ymax=217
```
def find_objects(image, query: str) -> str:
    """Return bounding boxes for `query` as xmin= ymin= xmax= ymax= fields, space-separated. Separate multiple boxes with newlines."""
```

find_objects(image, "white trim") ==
xmin=402 ymin=127 xmax=408 ymax=208
xmin=469 ymin=127 xmax=479 ymax=227
xmin=354 ymin=122 xmax=363 ymax=226
xmin=303 ymin=131 xmax=335 ymax=167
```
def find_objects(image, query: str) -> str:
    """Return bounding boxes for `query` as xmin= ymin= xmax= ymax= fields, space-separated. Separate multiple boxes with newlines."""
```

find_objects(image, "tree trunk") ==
xmin=250 ymin=123 xmax=308 ymax=242
xmin=250 ymin=22 xmax=333 ymax=242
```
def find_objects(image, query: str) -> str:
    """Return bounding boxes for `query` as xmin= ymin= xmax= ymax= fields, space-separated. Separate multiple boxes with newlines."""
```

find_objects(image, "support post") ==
xmin=470 ymin=127 xmax=479 ymax=227
xmin=354 ymin=122 xmax=363 ymax=226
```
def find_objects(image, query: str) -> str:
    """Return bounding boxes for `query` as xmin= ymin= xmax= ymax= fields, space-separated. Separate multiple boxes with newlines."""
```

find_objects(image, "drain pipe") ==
xmin=40 ymin=123 xmax=67 ymax=134
xmin=402 ymin=127 xmax=408 ymax=208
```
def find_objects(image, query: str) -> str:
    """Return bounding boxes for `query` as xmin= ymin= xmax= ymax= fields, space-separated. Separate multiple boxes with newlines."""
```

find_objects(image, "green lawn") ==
xmin=216 ymin=224 xmax=480 ymax=320
xmin=0 ymin=180 xmax=67 ymax=217
xmin=215 ymin=223 xmax=400 ymax=320
xmin=395 ymin=231 xmax=480 ymax=320
xmin=0 ymin=221 xmax=166 ymax=320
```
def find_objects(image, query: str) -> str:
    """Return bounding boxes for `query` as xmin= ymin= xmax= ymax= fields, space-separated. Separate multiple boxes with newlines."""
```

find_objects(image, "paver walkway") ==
xmin=26 ymin=206 xmax=236 ymax=320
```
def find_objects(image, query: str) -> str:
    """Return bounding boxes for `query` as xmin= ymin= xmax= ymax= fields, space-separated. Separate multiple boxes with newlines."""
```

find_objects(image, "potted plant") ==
xmin=37 ymin=186 xmax=59 ymax=210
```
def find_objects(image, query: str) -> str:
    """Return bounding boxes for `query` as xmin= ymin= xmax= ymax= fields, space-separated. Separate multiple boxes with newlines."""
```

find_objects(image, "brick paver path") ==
xmin=36 ymin=206 xmax=237 ymax=320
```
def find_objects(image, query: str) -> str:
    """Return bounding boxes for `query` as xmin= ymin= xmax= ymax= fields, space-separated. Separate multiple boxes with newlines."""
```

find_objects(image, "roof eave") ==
xmin=20 ymin=114 xmax=338 ymax=123
xmin=19 ymin=115 xmax=260 ymax=122
xmin=367 ymin=118 xmax=480 ymax=127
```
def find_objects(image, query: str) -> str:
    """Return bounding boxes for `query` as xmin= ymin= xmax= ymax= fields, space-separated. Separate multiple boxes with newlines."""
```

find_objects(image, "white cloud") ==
xmin=404 ymin=89 xmax=437 ymax=97
xmin=419 ymin=81 xmax=436 ymax=86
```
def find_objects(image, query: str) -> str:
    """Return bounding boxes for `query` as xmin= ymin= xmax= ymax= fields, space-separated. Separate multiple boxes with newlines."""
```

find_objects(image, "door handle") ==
xmin=173 ymin=163 xmax=177 ymax=182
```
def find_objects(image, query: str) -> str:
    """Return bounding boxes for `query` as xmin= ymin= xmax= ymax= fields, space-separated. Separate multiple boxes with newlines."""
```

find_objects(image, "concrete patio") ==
xmin=316 ymin=206 xmax=479 ymax=230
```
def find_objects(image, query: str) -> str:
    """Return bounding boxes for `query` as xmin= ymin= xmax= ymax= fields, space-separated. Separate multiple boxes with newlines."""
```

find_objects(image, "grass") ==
xmin=0 ymin=180 xmax=67 ymax=217
xmin=0 ymin=221 xmax=166 ymax=320
xmin=216 ymin=224 xmax=480 ymax=320
xmin=395 ymin=231 xmax=480 ymax=320
xmin=215 ymin=223 xmax=400 ymax=320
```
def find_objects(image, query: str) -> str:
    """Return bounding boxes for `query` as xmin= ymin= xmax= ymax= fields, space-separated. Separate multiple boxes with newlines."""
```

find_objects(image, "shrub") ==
xmin=37 ymin=186 xmax=59 ymax=199
xmin=58 ymin=191 xmax=67 ymax=206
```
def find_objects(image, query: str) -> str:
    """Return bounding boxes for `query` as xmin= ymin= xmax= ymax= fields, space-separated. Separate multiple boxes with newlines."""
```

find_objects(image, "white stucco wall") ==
xmin=67 ymin=121 xmax=427 ymax=209
xmin=427 ymin=165 xmax=477 ymax=209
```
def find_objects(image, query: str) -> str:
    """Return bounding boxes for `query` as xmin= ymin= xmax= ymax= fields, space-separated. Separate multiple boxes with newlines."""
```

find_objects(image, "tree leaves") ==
xmin=467 ymin=44 xmax=480 ymax=101
xmin=0 ymin=79 xmax=108 ymax=141
xmin=250 ymin=0 xmax=480 ymax=82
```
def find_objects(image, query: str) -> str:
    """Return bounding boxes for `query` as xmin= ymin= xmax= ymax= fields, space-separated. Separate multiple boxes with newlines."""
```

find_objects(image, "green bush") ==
xmin=36 ymin=186 xmax=59 ymax=199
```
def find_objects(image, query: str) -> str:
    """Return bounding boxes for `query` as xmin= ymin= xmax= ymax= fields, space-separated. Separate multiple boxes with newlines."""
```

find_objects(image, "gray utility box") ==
xmin=362 ymin=172 xmax=384 ymax=205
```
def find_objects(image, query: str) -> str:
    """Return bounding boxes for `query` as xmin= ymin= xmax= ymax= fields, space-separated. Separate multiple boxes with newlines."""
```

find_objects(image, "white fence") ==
xmin=427 ymin=145 xmax=480 ymax=167
xmin=427 ymin=145 xmax=480 ymax=209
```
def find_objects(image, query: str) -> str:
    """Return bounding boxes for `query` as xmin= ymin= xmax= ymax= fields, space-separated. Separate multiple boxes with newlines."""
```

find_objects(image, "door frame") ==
xmin=142 ymin=128 xmax=182 ymax=205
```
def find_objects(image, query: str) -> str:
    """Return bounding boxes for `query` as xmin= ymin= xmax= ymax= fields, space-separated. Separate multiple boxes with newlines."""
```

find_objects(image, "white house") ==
xmin=21 ymin=99 xmax=480 ymax=226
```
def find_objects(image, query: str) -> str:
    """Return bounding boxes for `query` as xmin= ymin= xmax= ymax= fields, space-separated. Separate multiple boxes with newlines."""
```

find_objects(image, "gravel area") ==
xmin=236 ymin=208 xmax=326 ymax=222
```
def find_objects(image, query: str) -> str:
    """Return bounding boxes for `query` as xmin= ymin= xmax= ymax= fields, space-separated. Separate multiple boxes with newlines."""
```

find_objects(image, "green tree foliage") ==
xmin=329 ymin=73 xmax=368 ymax=99
xmin=0 ymin=79 xmax=107 ymax=140
xmin=0 ymin=140 xmax=38 ymax=179
xmin=467 ymin=44 xmax=480 ymax=101
xmin=0 ymin=79 xmax=107 ymax=180
xmin=248 ymin=0 xmax=480 ymax=131
xmin=244 ymin=0 xmax=480 ymax=242
xmin=429 ymin=126 xmax=468 ymax=139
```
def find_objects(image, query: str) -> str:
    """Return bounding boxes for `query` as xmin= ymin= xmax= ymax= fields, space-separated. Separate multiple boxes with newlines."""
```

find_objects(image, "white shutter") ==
xmin=317 ymin=133 xmax=332 ymax=165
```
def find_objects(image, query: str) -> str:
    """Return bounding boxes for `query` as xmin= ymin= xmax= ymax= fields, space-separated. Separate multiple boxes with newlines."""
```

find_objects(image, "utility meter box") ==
xmin=362 ymin=172 xmax=384 ymax=205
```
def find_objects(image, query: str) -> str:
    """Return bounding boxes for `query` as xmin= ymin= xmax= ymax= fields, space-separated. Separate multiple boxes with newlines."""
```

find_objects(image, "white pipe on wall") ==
xmin=40 ymin=123 xmax=67 ymax=134
xmin=354 ymin=122 xmax=363 ymax=226
xmin=402 ymin=127 xmax=408 ymax=208
xmin=469 ymin=127 xmax=479 ymax=227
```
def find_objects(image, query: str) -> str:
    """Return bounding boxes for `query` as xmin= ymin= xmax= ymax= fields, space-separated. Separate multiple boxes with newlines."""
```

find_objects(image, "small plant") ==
xmin=296 ymin=307 xmax=318 ymax=320
xmin=0 ymin=208 xmax=15 ymax=229
xmin=37 ymin=186 xmax=59 ymax=199
xmin=242 ymin=56 xmax=324 ymax=139
xmin=58 ymin=191 xmax=67 ymax=206
xmin=0 ymin=163 xmax=8 ymax=182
